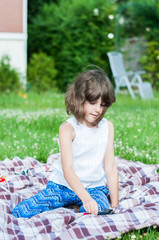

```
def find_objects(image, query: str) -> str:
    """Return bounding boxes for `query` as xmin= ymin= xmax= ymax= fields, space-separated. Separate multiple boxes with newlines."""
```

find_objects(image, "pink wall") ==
xmin=0 ymin=0 xmax=23 ymax=33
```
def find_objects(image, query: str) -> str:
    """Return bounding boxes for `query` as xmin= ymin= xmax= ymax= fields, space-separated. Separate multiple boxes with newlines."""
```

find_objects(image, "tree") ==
xmin=28 ymin=0 xmax=116 ymax=91
xmin=28 ymin=0 xmax=57 ymax=24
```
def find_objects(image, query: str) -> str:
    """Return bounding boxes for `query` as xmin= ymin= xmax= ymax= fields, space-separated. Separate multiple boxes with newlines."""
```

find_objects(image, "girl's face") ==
xmin=82 ymin=97 xmax=105 ymax=128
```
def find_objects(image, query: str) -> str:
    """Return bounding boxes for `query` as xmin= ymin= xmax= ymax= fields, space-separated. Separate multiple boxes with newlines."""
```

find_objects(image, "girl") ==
xmin=12 ymin=68 xmax=119 ymax=218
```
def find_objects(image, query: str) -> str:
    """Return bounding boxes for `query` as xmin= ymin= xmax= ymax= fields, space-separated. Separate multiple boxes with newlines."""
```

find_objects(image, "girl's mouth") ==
xmin=91 ymin=113 xmax=98 ymax=118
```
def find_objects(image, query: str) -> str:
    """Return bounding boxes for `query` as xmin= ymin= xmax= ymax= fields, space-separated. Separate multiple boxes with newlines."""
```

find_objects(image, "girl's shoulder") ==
xmin=59 ymin=117 xmax=76 ymax=140
xmin=99 ymin=117 xmax=108 ymax=128
xmin=107 ymin=119 xmax=114 ymax=129
xmin=99 ymin=118 xmax=114 ymax=134
xmin=101 ymin=118 xmax=113 ymax=127
xmin=66 ymin=116 xmax=77 ymax=125
xmin=107 ymin=120 xmax=114 ymax=138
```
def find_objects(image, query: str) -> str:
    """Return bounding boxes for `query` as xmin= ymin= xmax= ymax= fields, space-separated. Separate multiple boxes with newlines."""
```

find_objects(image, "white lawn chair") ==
xmin=107 ymin=51 xmax=154 ymax=99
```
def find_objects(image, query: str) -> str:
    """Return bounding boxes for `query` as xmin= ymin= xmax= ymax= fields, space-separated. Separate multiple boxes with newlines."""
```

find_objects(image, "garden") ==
xmin=0 ymin=0 xmax=159 ymax=239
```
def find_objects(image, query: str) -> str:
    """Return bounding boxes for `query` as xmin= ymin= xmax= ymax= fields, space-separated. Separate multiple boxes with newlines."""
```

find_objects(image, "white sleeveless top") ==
xmin=49 ymin=117 xmax=109 ymax=189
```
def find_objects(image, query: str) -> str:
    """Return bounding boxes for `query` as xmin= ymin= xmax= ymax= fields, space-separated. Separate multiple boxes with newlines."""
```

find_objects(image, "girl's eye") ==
xmin=89 ymin=102 xmax=106 ymax=107
xmin=101 ymin=103 xmax=106 ymax=107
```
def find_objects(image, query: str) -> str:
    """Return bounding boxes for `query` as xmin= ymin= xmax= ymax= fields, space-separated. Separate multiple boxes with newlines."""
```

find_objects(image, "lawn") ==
xmin=0 ymin=91 xmax=159 ymax=165
xmin=0 ymin=91 xmax=159 ymax=239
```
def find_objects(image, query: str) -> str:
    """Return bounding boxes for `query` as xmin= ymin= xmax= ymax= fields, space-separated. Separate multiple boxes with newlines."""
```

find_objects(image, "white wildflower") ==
xmin=119 ymin=17 xmax=124 ymax=24
xmin=145 ymin=27 xmax=150 ymax=32
xmin=108 ymin=33 xmax=114 ymax=39
xmin=49 ymin=149 xmax=54 ymax=155
xmin=131 ymin=235 xmax=136 ymax=239
xmin=134 ymin=152 xmax=138 ymax=157
xmin=52 ymin=137 xmax=58 ymax=142
xmin=108 ymin=14 xmax=114 ymax=20
xmin=93 ymin=8 xmax=99 ymax=16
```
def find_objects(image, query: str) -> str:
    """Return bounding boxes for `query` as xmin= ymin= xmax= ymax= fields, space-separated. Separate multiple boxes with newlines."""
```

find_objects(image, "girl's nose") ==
xmin=95 ymin=104 xmax=101 ymax=112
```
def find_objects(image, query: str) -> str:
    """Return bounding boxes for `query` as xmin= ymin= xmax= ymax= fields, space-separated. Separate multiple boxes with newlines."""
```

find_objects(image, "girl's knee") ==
xmin=90 ymin=191 xmax=110 ymax=210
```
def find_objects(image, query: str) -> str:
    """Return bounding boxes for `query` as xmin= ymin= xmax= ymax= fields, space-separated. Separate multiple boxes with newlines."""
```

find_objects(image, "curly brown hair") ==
xmin=65 ymin=68 xmax=116 ymax=125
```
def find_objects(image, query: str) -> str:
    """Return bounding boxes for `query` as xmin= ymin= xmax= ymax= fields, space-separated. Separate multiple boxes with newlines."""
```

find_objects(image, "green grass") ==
xmin=0 ymin=91 xmax=159 ymax=239
xmin=114 ymin=226 xmax=159 ymax=240
xmin=0 ymin=91 xmax=158 ymax=164
xmin=111 ymin=94 xmax=159 ymax=165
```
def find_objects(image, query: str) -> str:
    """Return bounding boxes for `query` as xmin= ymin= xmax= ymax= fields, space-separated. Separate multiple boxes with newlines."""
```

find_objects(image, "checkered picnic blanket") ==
xmin=0 ymin=154 xmax=159 ymax=240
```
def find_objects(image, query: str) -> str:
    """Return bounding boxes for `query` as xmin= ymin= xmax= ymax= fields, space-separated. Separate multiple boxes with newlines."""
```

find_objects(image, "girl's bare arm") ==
xmin=104 ymin=120 xmax=119 ymax=208
xmin=59 ymin=122 xmax=98 ymax=215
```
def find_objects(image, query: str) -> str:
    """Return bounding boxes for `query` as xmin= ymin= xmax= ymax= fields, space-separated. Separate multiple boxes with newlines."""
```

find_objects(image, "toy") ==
xmin=83 ymin=208 xmax=114 ymax=215
xmin=0 ymin=175 xmax=6 ymax=182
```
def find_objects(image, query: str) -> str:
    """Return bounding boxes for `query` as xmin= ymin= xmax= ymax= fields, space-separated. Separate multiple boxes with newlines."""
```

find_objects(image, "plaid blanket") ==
xmin=0 ymin=154 xmax=159 ymax=240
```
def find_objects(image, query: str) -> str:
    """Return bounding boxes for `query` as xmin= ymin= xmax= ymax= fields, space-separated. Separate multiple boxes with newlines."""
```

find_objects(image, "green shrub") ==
xmin=28 ymin=0 xmax=55 ymax=24
xmin=118 ymin=0 xmax=159 ymax=41
xmin=140 ymin=41 xmax=159 ymax=89
xmin=28 ymin=0 xmax=116 ymax=91
xmin=0 ymin=55 xmax=20 ymax=92
xmin=27 ymin=52 xmax=58 ymax=92
xmin=115 ymin=0 xmax=159 ymax=89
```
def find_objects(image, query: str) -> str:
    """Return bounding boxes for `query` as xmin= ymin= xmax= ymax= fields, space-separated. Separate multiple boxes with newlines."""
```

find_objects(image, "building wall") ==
xmin=0 ymin=0 xmax=27 ymax=88
xmin=0 ymin=0 xmax=23 ymax=33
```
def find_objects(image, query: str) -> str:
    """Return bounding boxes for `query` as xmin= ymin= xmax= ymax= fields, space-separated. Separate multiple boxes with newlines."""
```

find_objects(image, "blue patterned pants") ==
xmin=11 ymin=181 xmax=109 ymax=218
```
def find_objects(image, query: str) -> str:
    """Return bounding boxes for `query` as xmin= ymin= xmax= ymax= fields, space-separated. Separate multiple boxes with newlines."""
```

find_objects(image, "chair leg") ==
xmin=115 ymin=85 xmax=120 ymax=95
xmin=138 ymin=84 xmax=145 ymax=99
xmin=124 ymin=77 xmax=136 ymax=99
xmin=131 ymin=74 xmax=143 ymax=85
xmin=138 ymin=82 xmax=154 ymax=99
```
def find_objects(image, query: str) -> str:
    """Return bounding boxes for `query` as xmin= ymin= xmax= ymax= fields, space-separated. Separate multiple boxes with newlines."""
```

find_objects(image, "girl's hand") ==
xmin=83 ymin=197 xmax=98 ymax=215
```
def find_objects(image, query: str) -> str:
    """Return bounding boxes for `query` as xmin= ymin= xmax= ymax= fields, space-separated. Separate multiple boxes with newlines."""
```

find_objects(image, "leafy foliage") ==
xmin=0 ymin=55 xmax=20 ymax=92
xmin=118 ymin=0 xmax=159 ymax=40
xmin=28 ymin=0 xmax=116 ymax=91
xmin=140 ymin=41 xmax=159 ymax=89
xmin=27 ymin=52 xmax=57 ymax=92
xmin=28 ymin=0 xmax=57 ymax=24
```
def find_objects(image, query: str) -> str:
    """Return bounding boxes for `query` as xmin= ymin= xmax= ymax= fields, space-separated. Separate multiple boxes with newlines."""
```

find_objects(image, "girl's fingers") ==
xmin=92 ymin=207 xmax=98 ymax=215
xmin=90 ymin=204 xmax=98 ymax=215
xmin=83 ymin=198 xmax=98 ymax=215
